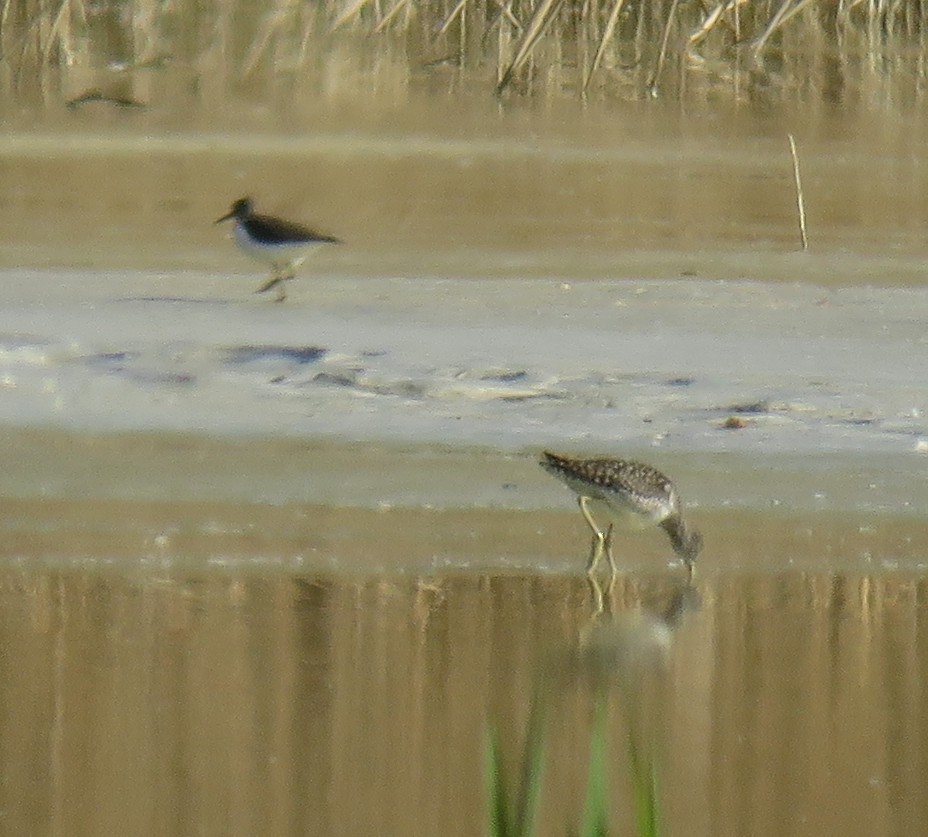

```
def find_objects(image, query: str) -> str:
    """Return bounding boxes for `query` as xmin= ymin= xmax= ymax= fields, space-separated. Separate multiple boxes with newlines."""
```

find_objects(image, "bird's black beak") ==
xmin=215 ymin=209 xmax=235 ymax=225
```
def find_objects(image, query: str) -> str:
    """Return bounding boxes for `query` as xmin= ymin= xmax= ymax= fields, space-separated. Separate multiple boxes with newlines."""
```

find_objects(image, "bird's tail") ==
xmin=539 ymin=450 xmax=570 ymax=476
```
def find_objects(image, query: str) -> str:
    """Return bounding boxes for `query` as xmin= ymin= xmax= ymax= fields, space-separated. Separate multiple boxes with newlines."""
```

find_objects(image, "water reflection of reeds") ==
xmin=4 ymin=566 xmax=927 ymax=834
xmin=3 ymin=1 xmax=928 ymax=107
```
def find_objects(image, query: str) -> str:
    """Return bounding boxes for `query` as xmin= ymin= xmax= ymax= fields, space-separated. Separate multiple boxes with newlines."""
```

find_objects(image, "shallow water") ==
xmin=1 ymin=505 xmax=927 ymax=837
xmin=1 ymin=429 xmax=926 ymax=834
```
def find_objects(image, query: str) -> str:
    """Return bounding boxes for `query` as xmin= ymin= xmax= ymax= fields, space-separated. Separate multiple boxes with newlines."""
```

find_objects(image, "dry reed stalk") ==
xmin=495 ymin=0 xmax=564 ymax=95
xmin=582 ymin=0 xmax=626 ymax=95
xmin=333 ymin=0 xmax=377 ymax=29
xmin=241 ymin=8 xmax=289 ymax=77
xmin=646 ymin=0 xmax=681 ymax=98
xmin=0 ymin=0 xmax=13 ymax=46
xmin=752 ymin=0 xmax=815 ymax=60
xmin=689 ymin=1 xmax=725 ymax=45
xmin=375 ymin=0 xmax=414 ymax=33
xmin=475 ymin=0 xmax=524 ymax=57
xmin=41 ymin=0 xmax=79 ymax=66
xmin=2 ymin=1 xmax=51 ymax=77
xmin=788 ymin=133 xmax=809 ymax=251
xmin=489 ymin=0 xmax=524 ymax=33
xmin=3 ymin=0 xmax=928 ymax=109
xmin=437 ymin=0 xmax=469 ymax=36
xmin=480 ymin=0 xmax=523 ymax=60
xmin=296 ymin=6 xmax=319 ymax=67
xmin=688 ymin=0 xmax=746 ymax=46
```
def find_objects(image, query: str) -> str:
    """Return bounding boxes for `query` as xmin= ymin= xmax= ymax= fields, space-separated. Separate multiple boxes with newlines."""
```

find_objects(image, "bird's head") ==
xmin=215 ymin=197 xmax=253 ymax=224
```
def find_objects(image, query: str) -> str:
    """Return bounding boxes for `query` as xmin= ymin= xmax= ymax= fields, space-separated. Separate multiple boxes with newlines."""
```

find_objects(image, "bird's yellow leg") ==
xmin=585 ymin=572 xmax=605 ymax=620
xmin=256 ymin=272 xmax=283 ymax=295
xmin=603 ymin=523 xmax=618 ymax=577
xmin=586 ymin=532 xmax=604 ymax=575
xmin=579 ymin=496 xmax=608 ymax=575
xmin=578 ymin=497 xmax=620 ymax=578
xmin=579 ymin=496 xmax=607 ymax=542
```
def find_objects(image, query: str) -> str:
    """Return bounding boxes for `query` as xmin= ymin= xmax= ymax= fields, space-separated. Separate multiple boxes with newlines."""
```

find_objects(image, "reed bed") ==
xmin=3 ymin=1 xmax=928 ymax=107
xmin=0 ymin=0 xmax=928 ymax=107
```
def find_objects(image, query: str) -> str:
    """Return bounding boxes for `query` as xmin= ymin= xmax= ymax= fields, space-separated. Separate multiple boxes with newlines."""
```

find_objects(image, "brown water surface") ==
xmin=4 ymin=105 xmax=928 ymax=283
xmin=1 ymin=429 xmax=927 ymax=837
xmin=1 ymin=497 xmax=926 ymax=837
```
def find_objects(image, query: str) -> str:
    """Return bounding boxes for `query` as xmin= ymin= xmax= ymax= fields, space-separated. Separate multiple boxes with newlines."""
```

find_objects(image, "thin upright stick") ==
xmin=788 ymin=133 xmax=808 ymax=251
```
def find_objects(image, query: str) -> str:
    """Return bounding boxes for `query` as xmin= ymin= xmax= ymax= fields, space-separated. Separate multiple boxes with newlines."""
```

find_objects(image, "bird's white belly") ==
xmin=233 ymin=223 xmax=310 ymax=268
xmin=586 ymin=496 xmax=665 ymax=531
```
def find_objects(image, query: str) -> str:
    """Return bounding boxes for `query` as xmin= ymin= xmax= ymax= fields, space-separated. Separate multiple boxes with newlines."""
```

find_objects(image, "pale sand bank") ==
xmin=0 ymin=274 xmax=925 ymax=457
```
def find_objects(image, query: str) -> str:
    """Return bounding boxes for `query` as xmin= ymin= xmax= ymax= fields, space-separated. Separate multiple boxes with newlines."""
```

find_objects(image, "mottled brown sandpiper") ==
xmin=540 ymin=451 xmax=702 ymax=575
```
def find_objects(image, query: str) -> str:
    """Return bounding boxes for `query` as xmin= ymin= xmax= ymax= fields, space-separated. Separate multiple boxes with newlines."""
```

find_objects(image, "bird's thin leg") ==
xmin=256 ymin=270 xmax=283 ymax=295
xmin=579 ymin=496 xmax=607 ymax=575
xmin=578 ymin=496 xmax=607 ymax=543
xmin=603 ymin=523 xmax=618 ymax=577
xmin=268 ymin=263 xmax=297 ymax=302
xmin=603 ymin=521 xmax=614 ymax=551
xmin=587 ymin=533 xmax=604 ymax=575
xmin=586 ymin=573 xmax=605 ymax=619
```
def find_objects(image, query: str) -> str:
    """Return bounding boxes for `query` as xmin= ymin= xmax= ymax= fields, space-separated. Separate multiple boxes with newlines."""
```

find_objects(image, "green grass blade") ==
xmin=512 ymin=692 xmax=546 ymax=837
xmin=485 ymin=724 xmax=512 ymax=837
xmin=626 ymin=732 xmax=660 ymax=837
xmin=579 ymin=696 xmax=610 ymax=837
xmin=486 ymin=685 xmax=548 ymax=837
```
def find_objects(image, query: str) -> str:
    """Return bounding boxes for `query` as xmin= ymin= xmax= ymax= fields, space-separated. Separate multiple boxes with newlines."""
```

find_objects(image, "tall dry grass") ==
xmin=2 ymin=0 xmax=928 ymax=108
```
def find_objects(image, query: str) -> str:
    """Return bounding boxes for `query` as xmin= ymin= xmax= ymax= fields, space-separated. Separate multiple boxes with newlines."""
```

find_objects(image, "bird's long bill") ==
xmin=214 ymin=210 xmax=235 ymax=224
